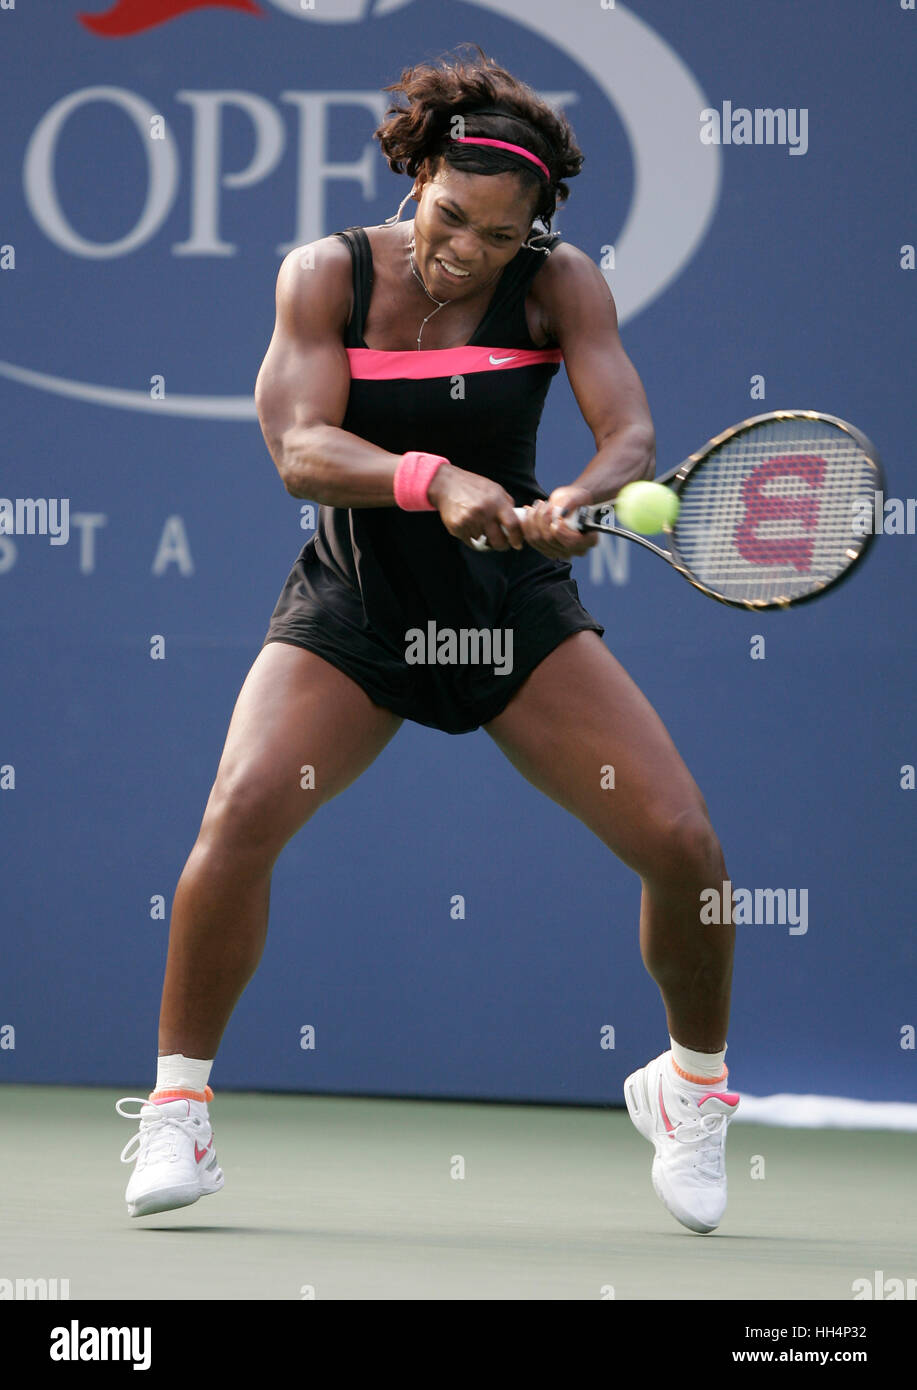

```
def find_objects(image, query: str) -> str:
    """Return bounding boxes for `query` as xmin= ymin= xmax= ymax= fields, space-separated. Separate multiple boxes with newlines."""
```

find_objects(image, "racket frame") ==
xmin=566 ymin=409 xmax=885 ymax=610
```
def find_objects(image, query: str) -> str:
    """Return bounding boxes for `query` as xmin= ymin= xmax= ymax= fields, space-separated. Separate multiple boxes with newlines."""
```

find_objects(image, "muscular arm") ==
xmin=254 ymin=238 xmax=526 ymax=550
xmin=254 ymin=240 xmax=403 ymax=506
xmin=535 ymin=244 xmax=656 ymax=504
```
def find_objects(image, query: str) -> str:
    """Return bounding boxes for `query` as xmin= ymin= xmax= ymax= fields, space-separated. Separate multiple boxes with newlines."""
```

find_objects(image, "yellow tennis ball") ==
xmin=613 ymin=481 xmax=680 ymax=534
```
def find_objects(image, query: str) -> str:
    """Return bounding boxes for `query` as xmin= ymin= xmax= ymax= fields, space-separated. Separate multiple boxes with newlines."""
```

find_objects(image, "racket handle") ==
xmin=470 ymin=505 xmax=582 ymax=552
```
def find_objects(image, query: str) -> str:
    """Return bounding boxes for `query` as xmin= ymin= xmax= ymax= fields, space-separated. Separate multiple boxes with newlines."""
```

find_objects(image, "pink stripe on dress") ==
xmin=345 ymin=345 xmax=563 ymax=381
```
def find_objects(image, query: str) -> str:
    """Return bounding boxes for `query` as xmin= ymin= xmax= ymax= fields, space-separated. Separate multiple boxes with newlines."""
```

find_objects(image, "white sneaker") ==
xmin=117 ymin=1086 xmax=224 ymax=1218
xmin=624 ymin=1051 xmax=739 ymax=1233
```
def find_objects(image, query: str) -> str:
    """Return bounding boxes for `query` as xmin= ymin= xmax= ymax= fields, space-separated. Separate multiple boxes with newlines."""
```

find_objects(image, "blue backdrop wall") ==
xmin=1 ymin=0 xmax=914 ymax=1104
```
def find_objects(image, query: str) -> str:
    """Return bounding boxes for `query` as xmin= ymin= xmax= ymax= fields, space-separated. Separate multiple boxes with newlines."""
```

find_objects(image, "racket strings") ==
xmin=672 ymin=420 xmax=878 ymax=603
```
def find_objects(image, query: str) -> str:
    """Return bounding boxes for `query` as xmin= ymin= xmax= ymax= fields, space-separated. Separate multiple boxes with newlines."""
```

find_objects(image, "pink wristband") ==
xmin=393 ymin=451 xmax=449 ymax=511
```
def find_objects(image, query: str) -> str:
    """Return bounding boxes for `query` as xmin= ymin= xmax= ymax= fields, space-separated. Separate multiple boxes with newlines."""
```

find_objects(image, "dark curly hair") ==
xmin=375 ymin=44 xmax=584 ymax=234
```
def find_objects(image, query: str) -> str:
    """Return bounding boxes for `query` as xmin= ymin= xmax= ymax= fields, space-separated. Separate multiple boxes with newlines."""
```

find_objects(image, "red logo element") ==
xmin=79 ymin=0 xmax=262 ymax=38
xmin=734 ymin=455 xmax=826 ymax=572
xmin=194 ymin=1138 xmax=214 ymax=1162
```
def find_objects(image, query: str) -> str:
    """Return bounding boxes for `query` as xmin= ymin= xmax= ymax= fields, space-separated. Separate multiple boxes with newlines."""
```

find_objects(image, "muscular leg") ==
xmin=483 ymin=632 xmax=734 ymax=1051
xmin=158 ymin=643 xmax=402 ymax=1058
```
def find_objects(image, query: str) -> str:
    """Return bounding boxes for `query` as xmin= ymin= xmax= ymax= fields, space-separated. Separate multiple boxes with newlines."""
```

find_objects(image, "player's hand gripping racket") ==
xmin=471 ymin=410 xmax=884 ymax=609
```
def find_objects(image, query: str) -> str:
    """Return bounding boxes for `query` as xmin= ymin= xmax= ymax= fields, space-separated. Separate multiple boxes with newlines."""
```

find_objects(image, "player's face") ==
xmin=411 ymin=163 xmax=540 ymax=298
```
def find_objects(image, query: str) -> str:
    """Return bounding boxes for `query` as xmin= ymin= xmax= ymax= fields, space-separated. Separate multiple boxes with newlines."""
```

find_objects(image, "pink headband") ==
xmin=454 ymin=137 xmax=550 ymax=181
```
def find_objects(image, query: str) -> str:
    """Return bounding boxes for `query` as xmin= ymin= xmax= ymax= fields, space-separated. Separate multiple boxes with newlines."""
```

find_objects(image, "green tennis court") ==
xmin=4 ymin=1085 xmax=913 ymax=1301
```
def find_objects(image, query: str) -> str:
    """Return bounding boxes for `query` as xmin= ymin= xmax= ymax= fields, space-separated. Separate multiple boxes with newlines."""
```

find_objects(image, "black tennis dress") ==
xmin=262 ymin=224 xmax=605 ymax=735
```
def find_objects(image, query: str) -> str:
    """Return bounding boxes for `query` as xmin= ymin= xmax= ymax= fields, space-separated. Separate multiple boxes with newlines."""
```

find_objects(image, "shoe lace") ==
xmin=116 ymin=1096 xmax=200 ymax=1165
xmin=671 ymin=1112 xmax=728 ymax=1180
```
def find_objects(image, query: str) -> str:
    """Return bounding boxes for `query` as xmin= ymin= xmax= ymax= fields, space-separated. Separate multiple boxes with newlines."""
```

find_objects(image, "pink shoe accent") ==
xmin=696 ymin=1091 xmax=741 ymax=1107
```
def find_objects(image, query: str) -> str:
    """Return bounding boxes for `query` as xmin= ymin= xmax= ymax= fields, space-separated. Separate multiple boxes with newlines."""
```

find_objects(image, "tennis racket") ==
xmin=470 ymin=409 xmax=884 ymax=609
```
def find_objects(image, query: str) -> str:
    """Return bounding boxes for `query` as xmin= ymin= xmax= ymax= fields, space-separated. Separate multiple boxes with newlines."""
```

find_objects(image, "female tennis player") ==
xmin=117 ymin=47 xmax=739 ymax=1236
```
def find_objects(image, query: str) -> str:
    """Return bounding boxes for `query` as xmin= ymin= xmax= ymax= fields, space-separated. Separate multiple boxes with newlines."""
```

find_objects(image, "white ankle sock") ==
xmin=669 ymin=1036 xmax=728 ymax=1083
xmin=155 ymin=1053 xmax=213 ymax=1094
